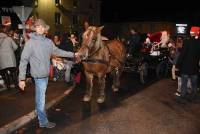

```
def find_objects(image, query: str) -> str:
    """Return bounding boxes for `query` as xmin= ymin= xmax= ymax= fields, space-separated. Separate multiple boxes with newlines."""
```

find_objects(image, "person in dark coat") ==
xmin=176 ymin=27 xmax=200 ymax=102
xmin=127 ymin=28 xmax=140 ymax=56
xmin=58 ymin=33 xmax=75 ymax=83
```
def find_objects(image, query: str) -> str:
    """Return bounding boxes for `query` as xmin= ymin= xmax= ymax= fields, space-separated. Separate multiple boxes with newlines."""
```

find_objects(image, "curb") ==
xmin=0 ymin=86 xmax=74 ymax=134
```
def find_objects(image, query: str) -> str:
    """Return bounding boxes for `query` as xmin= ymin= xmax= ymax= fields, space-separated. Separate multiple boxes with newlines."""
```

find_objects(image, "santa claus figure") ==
xmin=160 ymin=31 xmax=170 ymax=48
xmin=190 ymin=26 xmax=200 ymax=38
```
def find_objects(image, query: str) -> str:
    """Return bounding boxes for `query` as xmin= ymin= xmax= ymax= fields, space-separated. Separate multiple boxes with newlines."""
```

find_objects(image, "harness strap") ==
xmin=83 ymin=59 xmax=109 ymax=66
xmin=88 ymin=47 xmax=102 ymax=58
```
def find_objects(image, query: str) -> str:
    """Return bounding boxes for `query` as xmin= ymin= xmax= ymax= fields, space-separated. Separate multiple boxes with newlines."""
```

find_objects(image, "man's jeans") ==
xmin=180 ymin=74 xmax=197 ymax=98
xmin=34 ymin=77 xmax=49 ymax=125
xmin=177 ymin=77 xmax=191 ymax=92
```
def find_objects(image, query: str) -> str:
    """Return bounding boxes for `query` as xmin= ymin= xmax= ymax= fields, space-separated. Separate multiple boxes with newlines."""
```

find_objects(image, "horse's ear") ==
xmin=99 ymin=26 xmax=104 ymax=30
xmin=97 ymin=26 xmax=104 ymax=33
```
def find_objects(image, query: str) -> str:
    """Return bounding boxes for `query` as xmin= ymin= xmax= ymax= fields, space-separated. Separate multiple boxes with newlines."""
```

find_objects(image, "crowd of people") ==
xmin=0 ymin=18 xmax=200 ymax=128
xmin=0 ymin=19 xmax=82 ymax=128
xmin=122 ymin=27 xmax=200 ymax=103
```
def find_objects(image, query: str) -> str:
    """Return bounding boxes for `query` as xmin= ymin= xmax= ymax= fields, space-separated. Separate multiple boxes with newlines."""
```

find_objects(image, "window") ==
xmin=89 ymin=16 xmax=93 ymax=24
xmin=72 ymin=15 xmax=78 ymax=25
xmin=89 ymin=3 xmax=94 ymax=9
xmin=176 ymin=24 xmax=188 ymax=34
xmin=55 ymin=12 xmax=61 ymax=24
xmin=73 ymin=0 xmax=78 ymax=8
xmin=34 ymin=0 xmax=38 ymax=7
xmin=55 ymin=0 xmax=60 ymax=6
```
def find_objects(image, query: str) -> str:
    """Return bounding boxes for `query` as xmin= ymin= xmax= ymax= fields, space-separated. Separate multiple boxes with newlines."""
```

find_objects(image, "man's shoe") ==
xmin=174 ymin=91 xmax=181 ymax=96
xmin=40 ymin=122 xmax=56 ymax=128
xmin=172 ymin=78 xmax=176 ymax=81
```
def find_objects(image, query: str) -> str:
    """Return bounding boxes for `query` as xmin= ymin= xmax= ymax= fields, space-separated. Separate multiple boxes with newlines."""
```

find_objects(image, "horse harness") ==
xmin=82 ymin=40 xmax=124 ymax=66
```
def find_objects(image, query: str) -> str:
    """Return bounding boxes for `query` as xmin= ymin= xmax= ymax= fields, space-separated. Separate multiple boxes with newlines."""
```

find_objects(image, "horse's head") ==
xmin=78 ymin=26 xmax=104 ymax=60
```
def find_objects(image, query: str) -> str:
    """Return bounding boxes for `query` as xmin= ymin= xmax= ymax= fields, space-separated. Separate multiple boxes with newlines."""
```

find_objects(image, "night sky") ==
xmin=100 ymin=0 xmax=200 ymax=25
xmin=1 ymin=0 xmax=200 ymax=26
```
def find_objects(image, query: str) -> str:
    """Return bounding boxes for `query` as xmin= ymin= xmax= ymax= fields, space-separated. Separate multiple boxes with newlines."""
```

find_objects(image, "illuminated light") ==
xmin=34 ymin=0 xmax=38 ymax=7
xmin=176 ymin=24 xmax=187 ymax=27
xmin=177 ymin=26 xmax=186 ymax=34
xmin=176 ymin=23 xmax=188 ymax=34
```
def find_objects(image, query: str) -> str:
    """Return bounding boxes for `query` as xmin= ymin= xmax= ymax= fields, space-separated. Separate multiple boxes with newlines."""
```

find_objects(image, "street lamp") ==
xmin=13 ymin=6 xmax=33 ymax=48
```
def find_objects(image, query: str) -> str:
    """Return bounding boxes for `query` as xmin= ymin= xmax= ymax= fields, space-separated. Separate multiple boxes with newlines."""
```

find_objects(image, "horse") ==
xmin=77 ymin=26 xmax=126 ymax=103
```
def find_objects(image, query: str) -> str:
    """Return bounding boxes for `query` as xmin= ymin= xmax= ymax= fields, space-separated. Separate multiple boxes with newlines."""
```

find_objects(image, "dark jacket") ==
xmin=127 ymin=33 xmax=141 ymax=53
xmin=172 ymin=48 xmax=181 ymax=65
xmin=176 ymin=37 xmax=200 ymax=75
xmin=58 ymin=39 xmax=74 ymax=52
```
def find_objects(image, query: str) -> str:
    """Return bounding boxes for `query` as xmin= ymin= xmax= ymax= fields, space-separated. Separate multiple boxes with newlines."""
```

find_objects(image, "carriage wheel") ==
xmin=156 ymin=61 xmax=168 ymax=79
xmin=139 ymin=62 xmax=148 ymax=84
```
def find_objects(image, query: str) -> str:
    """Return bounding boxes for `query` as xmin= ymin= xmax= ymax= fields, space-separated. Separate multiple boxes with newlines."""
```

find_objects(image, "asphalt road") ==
xmin=13 ymin=72 xmax=200 ymax=134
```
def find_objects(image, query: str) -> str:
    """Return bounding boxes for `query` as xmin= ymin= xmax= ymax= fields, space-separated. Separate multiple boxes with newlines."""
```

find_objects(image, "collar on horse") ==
xmin=82 ymin=40 xmax=110 ymax=66
xmin=83 ymin=41 xmax=124 ymax=66
xmin=81 ymin=30 xmax=124 ymax=66
xmin=83 ymin=58 xmax=109 ymax=65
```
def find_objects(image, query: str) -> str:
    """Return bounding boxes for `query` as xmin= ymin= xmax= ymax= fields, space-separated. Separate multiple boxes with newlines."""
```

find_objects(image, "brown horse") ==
xmin=77 ymin=26 xmax=126 ymax=103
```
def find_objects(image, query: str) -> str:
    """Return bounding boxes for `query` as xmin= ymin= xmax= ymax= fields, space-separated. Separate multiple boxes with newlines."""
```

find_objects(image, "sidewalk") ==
xmin=0 ymin=80 xmax=74 ymax=134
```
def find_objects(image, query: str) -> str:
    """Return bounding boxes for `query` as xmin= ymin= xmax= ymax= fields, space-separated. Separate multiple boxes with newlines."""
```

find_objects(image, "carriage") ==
xmin=124 ymin=31 xmax=172 ymax=84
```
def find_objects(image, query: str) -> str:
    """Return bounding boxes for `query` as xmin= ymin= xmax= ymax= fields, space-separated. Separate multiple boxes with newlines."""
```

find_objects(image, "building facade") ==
xmin=32 ymin=0 xmax=101 ymax=34
xmin=102 ymin=21 xmax=176 ymax=39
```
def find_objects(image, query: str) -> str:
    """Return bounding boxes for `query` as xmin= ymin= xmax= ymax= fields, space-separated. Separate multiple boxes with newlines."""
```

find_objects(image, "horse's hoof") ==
xmin=97 ymin=96 xmax=105 ymax=103
xmin=83 ymin=95 xmax=91 ymax=102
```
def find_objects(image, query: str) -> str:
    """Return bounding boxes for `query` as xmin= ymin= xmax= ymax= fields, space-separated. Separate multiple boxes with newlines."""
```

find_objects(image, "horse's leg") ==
xmin=83 ymin=72 xmax=93 ymax=102
xmin=97 ymin=75 xmax=106 ymax=103
xmin=112 ymin=67 xmax=121 ymax=92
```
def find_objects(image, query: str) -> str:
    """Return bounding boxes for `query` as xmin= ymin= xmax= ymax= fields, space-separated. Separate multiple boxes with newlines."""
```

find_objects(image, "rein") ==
xmin=82 ymin=42 xmax=109 ymax=66
xmin=82 ymin=33 xmax=110 ymax=66
xmin=83 ymin=43 xmax=125 ymax=66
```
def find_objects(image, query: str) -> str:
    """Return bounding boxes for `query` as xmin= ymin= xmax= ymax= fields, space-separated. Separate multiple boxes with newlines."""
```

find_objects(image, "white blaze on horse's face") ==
xmin=82 ymin=26 xmax=96 ymax=48
xmin=79 ymin=26 xmax=97 ymax=59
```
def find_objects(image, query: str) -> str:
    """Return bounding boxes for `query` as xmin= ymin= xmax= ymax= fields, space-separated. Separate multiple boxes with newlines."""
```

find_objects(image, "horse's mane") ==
xmin=95 ymin=32 xmax=103 ymax=49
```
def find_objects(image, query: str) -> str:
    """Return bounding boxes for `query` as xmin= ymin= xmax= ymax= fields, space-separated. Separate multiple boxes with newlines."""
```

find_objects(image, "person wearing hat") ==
xmin=18 ymin=19 xmax=78 ymax=128
xmin=176 ymin=26 xmax=200 ymax=103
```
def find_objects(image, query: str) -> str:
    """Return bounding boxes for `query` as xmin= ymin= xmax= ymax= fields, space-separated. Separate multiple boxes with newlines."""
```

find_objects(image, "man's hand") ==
xmin=74 ymin=52 xmax=81 ymax=63
xmin=75 ymin=52 xmax=79 ymax=57
xmin=19 ymin=80 xmax=26 ymax=91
